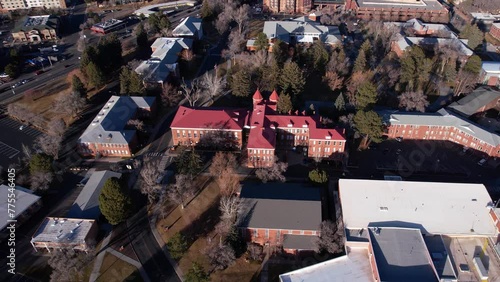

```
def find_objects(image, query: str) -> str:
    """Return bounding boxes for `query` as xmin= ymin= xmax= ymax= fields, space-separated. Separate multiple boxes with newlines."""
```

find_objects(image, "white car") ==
xmin=19 ymin=125 xmax=24 ymax=130
xmin=0 ymin=73 xmax=8 ymax=78
xmin=477 ymin=159 xmax=486 ymax=166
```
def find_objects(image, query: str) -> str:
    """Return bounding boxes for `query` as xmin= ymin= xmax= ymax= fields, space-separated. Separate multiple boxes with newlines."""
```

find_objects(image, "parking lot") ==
xmin=348 ymin=139 xmax=500 ymax=193
xmin=0 ymin=116 xmax=43 ymax=168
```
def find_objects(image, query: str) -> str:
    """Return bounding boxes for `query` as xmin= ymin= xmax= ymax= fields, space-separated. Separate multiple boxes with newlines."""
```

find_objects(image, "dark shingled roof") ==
xmin=447 ymin=86 xmax=500 ymax=118
xmin=238 ymin=183 xmax=322 ymax=230
xmin=282 ymin=234 xmax=316 ymax=250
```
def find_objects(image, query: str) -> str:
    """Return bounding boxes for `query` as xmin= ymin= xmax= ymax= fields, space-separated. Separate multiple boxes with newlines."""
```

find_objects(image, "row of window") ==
xmin=176 ymin=130 xmax=238 ymax=138
xmin=252 ymin=229 xmax=316 ymax=238
xmin=311 ymin=147 xmax=338 ymax=153
xmin=248 ymin=149 xmax=273 ymax=154
xmin=249 ymin=156 xmax=273 ymax=161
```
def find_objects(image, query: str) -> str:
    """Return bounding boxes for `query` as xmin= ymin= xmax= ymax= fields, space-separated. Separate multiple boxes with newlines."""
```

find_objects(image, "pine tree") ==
xmin=231 ymin=69 xmax=252 ymax=97
xmin=72 ymin=75 xmax=86 ymax=98
xmin=255 ymin=32 xmax=269 ymax=51
xmin=129 ymin=71 xmax=144 ymax=95
xmin=356 ymin=81 xmax=378 ymax=109
xmin=309 ymin=169 xmax=328 ymax=185
xmin=460 ymin=24 xmax=483 ymax=50
xmin=177 ymin=150 xmax=202 ymax=176
xmin=185 ymin=262 xmax=210 ymax=282
xmin=354 ymin=110 xmax=384 ymax=148
xmin=85 ymin=62 xmax=105 ymax=88
xmin=310 ymin=40 xmax=329 ymax=72
xmin=463 ymin=55 xmax=482 ymax=75
xmin=353 ymin=49 xmax=367 ymax=72
xmin=200 ymin=0 xmax=213 ymax=20
xmin=119 ymin=66 xmax=130 ymax=95
xmin=99 ymin=177 xmax=133 ymax=225
xmin=167 ymin=233 xmax=188 ymax=260
xmin=279 ymin=62 xmax=305 ymax=97
xmin=334 ymin=93 xmax=345 ymax=112
xmin=277 ymin=93 xmax=293 ymax=114
xmin=135 ymin=23 xmax=149 ymax=52
xmin=29 ymin=153 xmax=53 ymax=174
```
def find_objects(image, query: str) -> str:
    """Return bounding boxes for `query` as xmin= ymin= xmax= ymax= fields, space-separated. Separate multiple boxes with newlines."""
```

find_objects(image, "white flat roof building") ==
xmin=279 ymin=247 xmax=374 ymax=282
xmin=339 ymin=179 xmax=497 ymax=236
xmin=31 ymin=217 xmax=98 ymax=252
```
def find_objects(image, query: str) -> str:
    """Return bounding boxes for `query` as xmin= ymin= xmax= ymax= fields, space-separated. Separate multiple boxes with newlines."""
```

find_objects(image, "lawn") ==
xmin=156 ymin=177 xmax=261 ymax=281
xmin=267 ymin=263 xmax=298 ymax=282
xmin=95 ymin=253 xmax=142 ymax=282
xmin=247 ymin=19 xmax=265 ymax=39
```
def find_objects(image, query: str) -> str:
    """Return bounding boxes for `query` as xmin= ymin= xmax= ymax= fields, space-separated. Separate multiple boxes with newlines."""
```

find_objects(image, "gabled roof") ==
xmin=172 ymin=17 xmax=202 ymax=38
xmin=238 ymin=183 xmax=322 ymax=230
xmin=339 ymin=179 xmax=497 ymax=236
xmin=282 ymin=234 xmax=316 ymax=250
xmin=79 ymin=96 xmax=155 ymax=144
xmin=0 ymin=185 xmax=40 ymax=231
xmin=67 ymin=171 xmax=122 ymax=219
xmin=171 ymin=106 xmax=248 ymax=130
xmin=482 ymin=61 xmax=500 ymax=74
xmin=262 ymin=19 xmax=340 ymax=44
xmin=448 ymin=86 xmax=500 ymax=117
xmin=396 ymin=36 xmax=473 ymax=57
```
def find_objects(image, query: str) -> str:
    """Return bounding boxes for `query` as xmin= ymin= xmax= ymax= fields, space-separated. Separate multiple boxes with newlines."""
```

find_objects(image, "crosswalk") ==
xmin=145 ymin=151 xmax=165 ymax=157
xmin=0 ymin=117 xmax=43 ymax=138
xmin=0 ymin=141 xmax=20 ymax=159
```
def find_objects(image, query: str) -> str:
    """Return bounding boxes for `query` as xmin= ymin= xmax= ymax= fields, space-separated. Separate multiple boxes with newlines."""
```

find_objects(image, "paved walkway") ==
xmin=150 ymin=214 xmax=185 ymax=280
xmin=89 ymin=230 xmax=151 ymax=282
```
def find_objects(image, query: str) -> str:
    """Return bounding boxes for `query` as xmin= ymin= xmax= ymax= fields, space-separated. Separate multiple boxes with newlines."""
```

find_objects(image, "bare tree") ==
xmin=224 ymin=30 xmax=245 ymax=65
xmin=34 ymin=135 xmax=62 ymax=159
xmin=205 ymin=243 xmax=236 ymax=271
xmin=30 ymin=171 xmax=54 ymax=191
xmin=180 ymin=79 xmax=203 ymax=107
xmin=21 ymin=144 xmax=33 ymax=164
xmin=47 ymin=118 xmax=66 ymax=137
xmin=215 ymin=3 xmax=236 ymax=34
xmin=167 ymin=174 xmax=196 ymax=209
xmin=53 ymin=92 xmax=87 ymax=117
xmin=199 ymin=71 xmax=226 ymax=99
xmin=127 ymin=119 xmax=145 ymax=132
xmin=7 ymin=104 xmax=36 ymax=124
xmin=454 ymin=69 xmax=478 ymax=96
xmin=323 ymin=71 xmax=344 ymax=92
xmin=398 ymin=91 xmax=429 ymax=112
xmin=140 ymin=157 xmax=163 ymax=204
xmin=219 ymin=196 xmax=240 ymax=222
xmin=255 ymin=161 xmax=287 ymax=183
xmin=161 ymin=83 xmax=182 ymax=107
xmin=48 ymin=248 xmax=94 ymax=282
xmin=181 ymin=49 xmax=195 ymax=62
xmin=234 ymin=4 xmax=250 ymax=35
xmin=239 ymin=50 xmax=273 ymax=70
xmin=314 ymin=220 xmax=344 ymax=254
xmin=210 ymin=152 xmax=240 ymax=195
xmin=246 ymin=243 xmax=263 ymax=261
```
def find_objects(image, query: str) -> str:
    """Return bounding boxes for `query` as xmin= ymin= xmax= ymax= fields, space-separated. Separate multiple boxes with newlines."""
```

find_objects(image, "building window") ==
xmin=265 ymin=229 xmax=269 ymax=239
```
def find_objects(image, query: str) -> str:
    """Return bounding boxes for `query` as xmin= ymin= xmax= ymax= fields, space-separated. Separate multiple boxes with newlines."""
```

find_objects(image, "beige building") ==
xmin=0 ymin=0 xmax=66 ymax=10
xmin=11 ymin=15 xmax=59 ymax=42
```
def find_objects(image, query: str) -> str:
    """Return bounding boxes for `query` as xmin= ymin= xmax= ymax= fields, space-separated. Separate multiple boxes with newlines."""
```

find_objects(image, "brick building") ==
xmin=490 ymin=23 xmax=500 ymax=40
xmin=480 ymin=62 xmax=500 ymax=87
xmin=0 ymin=0 xmax=65 ymax=10
xmin=237 ymin=183 xmax=322 ymax=253
xmin=381 ymin=108 xmax=500 ymax=158
xmin=263 ymin=0 xmax=313 ymax=14
xmin=170 ymin=90 xmax=346 ymax=168
xmin=345 ymin=0 xmax=449 ymax=23
xmin=77 ymin=96 xmax=156 ymax=158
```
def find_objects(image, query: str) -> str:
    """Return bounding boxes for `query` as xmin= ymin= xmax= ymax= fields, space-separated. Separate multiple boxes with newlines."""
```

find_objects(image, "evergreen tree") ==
xmin=29 ymin=153 xmax=53 ymax=174
xmin=135 ymin=23 xmax=149 ymax=52
xmin=399 ymin=46 xmax=432 ymax=91
xmin=353 ymin=49 xmax=367 ymax=72
xmin=310 ymin=40 xmax=329 ymax=72
xmin=277 ymin=93 xmax=293 ymax=114
xmin=460 ymin=24 xmax=483 ymax=50
xmin=119 ymin=66 xmax=130 ymax=95
xmin=353 ymin=110 xmax=384 ymax=147
xmin=255 ymin=32 xmax=269 ymax=51
xmin=4 ymin=63 xmax=19 ymax=78
xmin=463 ymin=55 xmax=482 ymax=75
xmin=334 ymin=93 xmax=345 ymax=112
xmin=129 ymin=71 xmax=144 ymax=95
xmin=360 ymin=40 xmax=372 ymax=65
xmin=309 ymin=169 xmax=328 ymax=185
xmin=159 ymin=16 xmax=171 ymax=30
xmin=279 ymin=61 xmax=305 ymax=97
xmin=97 ymin=34 xmax=122 ymax=74
xmin=167 ymin=233 xmax=188 ymax=260
xmin=200 ymin=0 xmax=213 ymax=20
xmin=86 ymin=62 xmax=105 ymax=88
xmin=260 ymin=61 xmax=281 ymax=91
xmin=177 ymin=150 xmax=202 ymax=176
xmin=80 ymin=45 xmax=97 ymax=75
xmin=185 ymin=262 xmax=210 ymax=282
xmin=99 ymin=177 xmax=133 ymax=225
xmin=72 ymin=75 xmax=86 ymax=98
xmin=272 ymin=39 xmax=288 ymax=67
xmin=231 ymin=69 xmax=252 ymax=97
xmin=356 ymin=81 xmax=378 ymax=109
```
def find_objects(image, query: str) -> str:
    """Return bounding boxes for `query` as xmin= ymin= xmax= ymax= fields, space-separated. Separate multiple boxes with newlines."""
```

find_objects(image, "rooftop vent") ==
xmin=98 ymin=134 xmax=102 ymax=138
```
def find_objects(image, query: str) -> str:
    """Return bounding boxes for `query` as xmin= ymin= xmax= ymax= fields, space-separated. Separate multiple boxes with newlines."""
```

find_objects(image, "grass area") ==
xmin=267 ymin=263 xmax=298 ymax=282
xmin=157 ymin=177 xmax=261 ymax=281
xmin=247 ymin=19 xmax=265 ymax=39
xmin=96 ymin=253 xmax=142 ymax=282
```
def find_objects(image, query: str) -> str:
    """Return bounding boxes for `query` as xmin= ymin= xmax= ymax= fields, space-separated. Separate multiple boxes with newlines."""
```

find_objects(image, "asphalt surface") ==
xmin=125 ymin=207 xmax=181 ymax=282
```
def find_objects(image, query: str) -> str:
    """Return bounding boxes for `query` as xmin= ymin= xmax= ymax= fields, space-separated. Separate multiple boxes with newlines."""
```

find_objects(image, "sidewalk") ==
xmin=149 ymin=214 xmax=185 ymax=281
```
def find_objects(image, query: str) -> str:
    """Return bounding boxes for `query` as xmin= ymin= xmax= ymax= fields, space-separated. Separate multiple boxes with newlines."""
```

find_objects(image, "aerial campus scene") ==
xmin=1 ymin=0 xmax=500 ymax=281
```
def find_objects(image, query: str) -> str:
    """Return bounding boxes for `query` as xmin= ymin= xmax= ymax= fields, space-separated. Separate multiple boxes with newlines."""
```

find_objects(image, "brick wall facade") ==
xmin=387 ymin=124 xmax=500 ymax=157
xmin=171 ymin=128 xmax=243 ymax=149
xmin=242 ymin=227 xmax=318 ymax=247
xmin=263 ymin=0 xmax=313 ymax=14
xmin=490 ymin=24 xmax=500 ymax=40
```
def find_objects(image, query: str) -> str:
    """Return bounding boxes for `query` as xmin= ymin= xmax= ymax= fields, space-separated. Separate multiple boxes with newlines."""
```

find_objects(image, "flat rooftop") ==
xmin=356 ymin=0 xmax=446 ymax=10
xmin=0 ymin=185 xmax=40 ymax=231
xmin=31 ymin=217 xmax=94 ymax=245
xmin=93 ymin=19 xmax=124 ymax=29
xmin=279 ymin=247 xmax=373 ymax=282
xmin=339 ymin=179 xmax=497 ymax=236
xmin=369 ymin=227 xmax=438 ymax=282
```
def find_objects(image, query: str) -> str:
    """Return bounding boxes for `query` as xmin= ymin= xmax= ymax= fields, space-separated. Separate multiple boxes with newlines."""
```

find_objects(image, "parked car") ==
xmin=0 ymin=73 xmax=8 ymax=78
xmin=35 ymin=70 xmax=44 ymax=75
xmin=395 ymin=137 xmax=403 ymax=142
xmin=477 ymin=159 xmax=487 ymax=166
xmin=19 ymin=125 xmax=24 ymax=130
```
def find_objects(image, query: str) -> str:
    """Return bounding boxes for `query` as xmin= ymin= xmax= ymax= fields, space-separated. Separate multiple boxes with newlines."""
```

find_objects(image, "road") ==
xmin=125 ymin=207 xmax=181 ymax=282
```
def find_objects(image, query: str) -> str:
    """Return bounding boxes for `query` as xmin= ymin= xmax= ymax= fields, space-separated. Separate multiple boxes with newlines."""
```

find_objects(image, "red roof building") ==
xmin=170 ymin=90 xmax=346 ymax=167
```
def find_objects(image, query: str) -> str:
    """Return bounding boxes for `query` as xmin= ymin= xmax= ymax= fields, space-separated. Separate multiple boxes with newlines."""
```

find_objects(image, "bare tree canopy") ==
xmin=398 ymin=91 xmax=429 ymax=112
xmin=34 ymin=135 xmax=62 ymax=159
xmin=140 ymin=157 xmax=164 ymax=204
xmin=255 ymin=161 xmax=287 ymax=183
xmin=181 ymin=78 xmax=205 ymax=107
xmin=47 ymin=118 xmax=66 ymax=137
xmin=219 ymin=196 xmax=240 ymax=223
xmin=167 ymin=174 xmax=196 ymax=209
xmin=209 ymin=152 xmax=240 ymax=195
xmin=53 ymin=92 xmax=87 ymax=117
xmin=314 ymin=220 xmax=344 ymax=254
xmin=199 ymin=71 xmax=227 ymax=99
xmin=161 ymin=83 xmax=182 ymax=107
xmin=30 ymin=171 xmax=54 ymax=191
xmin=48 ymin=249 xmax=94 ymax=282
xmin=205 ymin=243 xmax=236 ymax=271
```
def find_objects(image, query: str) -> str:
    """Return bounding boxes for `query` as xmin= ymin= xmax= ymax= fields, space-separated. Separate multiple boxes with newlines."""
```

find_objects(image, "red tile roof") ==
xmin=171 ymin=106 xmax=247 ymax=130
xmin=253 ymin=89 xmax=263 ymax=102
xmin=269 ymin=90 xmax=279 ymax=102
xmin=267 ymin=115 xmax=317 ymax=129
xmin=309 ymin=127 xmax=346 ymax=140
xmin=247 ymin=127 xmax=276 ymax=149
